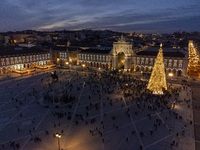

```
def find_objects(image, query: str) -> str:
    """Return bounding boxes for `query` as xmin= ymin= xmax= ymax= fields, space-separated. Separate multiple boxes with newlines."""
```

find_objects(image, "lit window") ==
xmin=179 ymin=60 xmax=183 ymax=68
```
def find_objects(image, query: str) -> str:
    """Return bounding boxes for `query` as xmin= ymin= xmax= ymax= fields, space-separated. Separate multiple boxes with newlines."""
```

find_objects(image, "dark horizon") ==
xmin=1 ymin=28 xmax=200 ymax=35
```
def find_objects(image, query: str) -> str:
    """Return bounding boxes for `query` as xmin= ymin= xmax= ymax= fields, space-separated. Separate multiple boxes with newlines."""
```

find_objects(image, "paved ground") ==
xmin=0 ymin=69 xmax=195 ymax=150
xmin=189 ymin=78 xmax=200 ymax=150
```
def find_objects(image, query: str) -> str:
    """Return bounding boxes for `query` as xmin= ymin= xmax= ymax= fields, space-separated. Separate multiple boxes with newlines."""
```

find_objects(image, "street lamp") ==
xmin=168 ymin=73 xmax=173 ymax=77
xmin=56 ymin=133 xmax=61 ymax=150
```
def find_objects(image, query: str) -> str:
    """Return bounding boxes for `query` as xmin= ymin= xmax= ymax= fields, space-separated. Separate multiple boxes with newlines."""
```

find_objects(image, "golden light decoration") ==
xmin=187 ymin=40 xmax=200 ymax=76
xmin=147 ymin=43 xmax=167 ymax=95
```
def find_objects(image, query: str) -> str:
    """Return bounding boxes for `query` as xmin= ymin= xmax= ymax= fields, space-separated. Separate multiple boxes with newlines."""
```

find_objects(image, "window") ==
xmin=48 ymin=53 xmax=50 ymax=59
xmin=137 ymin=57 xmax=140 ymax=64
xmin=164 ymin=59 xmax=167 ymax=67
xmin=27 ymin=56 xmax=29 ymax=62
xmin=145 ymin=58 xmax=148 ymax=64
xmin=179 ymin=60 xmax=183 ymax=68
xmin=23 ymin=56 xmax=26 ymax=63
xmin=150 ymin=58 xmax=153 ymax=65
xmin=168 ymin=59 xmax=172 ymax=67
xmin=36 ymin=55 xmax=39 ymax=60
xmin=11 ymin=57 xmax=14 ymax=65
xmin=1 ymin=58 xmax=5 ymax=66
xmin=173 ymin=60 xmax=177 ymax=68
xmin=15 ymin=57 xmax=18 ymax=63
xmin=6 ymin=58 xmax=9 ymax=65
xmin=141 ymin=58 xmax=144 ymax=65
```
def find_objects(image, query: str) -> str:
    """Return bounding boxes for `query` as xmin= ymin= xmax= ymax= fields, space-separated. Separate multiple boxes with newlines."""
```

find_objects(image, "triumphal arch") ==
xmin=111 ymin=35 xmax=135 ymax=72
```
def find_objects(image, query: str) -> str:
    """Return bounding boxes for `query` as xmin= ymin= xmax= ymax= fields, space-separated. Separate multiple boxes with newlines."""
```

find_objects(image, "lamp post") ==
xmin=82 ymin=64 xmax=85 ymax=72
xmin=56 ymin=133 xmax=61 ymax=150
xmin=66 ymin=61 xmax=69 ymax=70
xmin=168 ymin=73 xmax=173 ymax=77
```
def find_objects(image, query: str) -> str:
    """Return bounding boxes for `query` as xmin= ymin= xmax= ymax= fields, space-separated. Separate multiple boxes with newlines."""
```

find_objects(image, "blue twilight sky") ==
xmin=0 ymin=0 xmax=200 ymax=33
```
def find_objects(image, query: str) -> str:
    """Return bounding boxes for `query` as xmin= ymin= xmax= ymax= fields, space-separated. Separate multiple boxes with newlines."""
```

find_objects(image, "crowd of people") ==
xmin=0 ymin=69 xmax=194 ymax=150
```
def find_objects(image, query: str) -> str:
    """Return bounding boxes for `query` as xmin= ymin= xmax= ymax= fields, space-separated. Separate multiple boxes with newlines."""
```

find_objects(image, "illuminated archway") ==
xmin=117 ymin=52 xmax=125 ymax=69
xmin=173 ymin=69 xmax=176 ymax=76
xmin=144 ymin=66 xmax=148 ymax=72
xmin=111 ymin=35 xmax=134 ymax=71
xmin=136 ymin=66 xmax=140 ymax=72
xmin=149 ymin=66 xmax=153 ymax=72
xmin=131 ymin=64 xmax=134 ymax=72
xmin=141 ymin=66 xmax=144 ymax=72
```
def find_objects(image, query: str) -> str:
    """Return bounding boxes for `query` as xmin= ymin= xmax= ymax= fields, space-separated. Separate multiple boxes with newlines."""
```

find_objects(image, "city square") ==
xmin=0 ymin=68 xmax=195 ymax=150
xmin=1 ymin=1 xmax=200 ymax=149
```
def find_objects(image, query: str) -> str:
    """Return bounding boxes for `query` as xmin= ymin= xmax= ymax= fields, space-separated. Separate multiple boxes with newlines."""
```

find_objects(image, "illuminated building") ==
xmin=0 ymin=47 xmax=51 ymax=74
xmin=55 ymin=36 xmax=188 ymax=76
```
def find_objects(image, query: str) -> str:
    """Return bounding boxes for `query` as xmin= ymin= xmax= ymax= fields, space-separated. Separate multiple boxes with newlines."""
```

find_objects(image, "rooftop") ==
xmin=52 ymin=46 xmax=81 ymax=52
xmin=136 ymin=47 xmax=187 ymax=57
xmin=79 ymin=49 xmax=111 ymax=54
xmin=0 ymin=46 xmax=47 ymax=57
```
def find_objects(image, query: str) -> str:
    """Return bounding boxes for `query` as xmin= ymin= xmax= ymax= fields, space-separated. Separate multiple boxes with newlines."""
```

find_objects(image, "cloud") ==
xmin=0 ymin=0 xmax=200 ymax=33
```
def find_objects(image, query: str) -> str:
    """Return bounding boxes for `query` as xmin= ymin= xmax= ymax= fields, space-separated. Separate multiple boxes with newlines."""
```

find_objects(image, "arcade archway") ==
xmin=117 ymin=52 xmax=125 ymax=70
xmin=177 ymin=70 xmax=182 ymax=76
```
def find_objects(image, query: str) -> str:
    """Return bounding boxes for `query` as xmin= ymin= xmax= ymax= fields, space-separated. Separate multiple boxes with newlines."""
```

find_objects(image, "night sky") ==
xmin=0 ymin=0 xmax=200 ymax=33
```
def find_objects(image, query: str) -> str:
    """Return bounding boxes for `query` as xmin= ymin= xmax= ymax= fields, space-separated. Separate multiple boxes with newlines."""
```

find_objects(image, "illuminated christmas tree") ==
xmin=187 ymin=40 xmax=200 ymax=76
xmin=147 ymin=43 xmax=167 ymax=94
